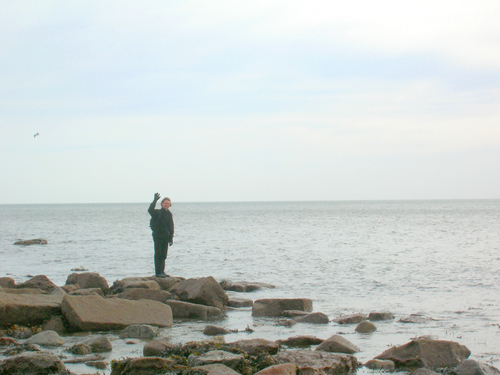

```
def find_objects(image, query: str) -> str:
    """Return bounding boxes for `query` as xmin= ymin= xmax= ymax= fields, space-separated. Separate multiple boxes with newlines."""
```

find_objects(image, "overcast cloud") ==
xmin=1 ymin=1 xmax=499 ymax=204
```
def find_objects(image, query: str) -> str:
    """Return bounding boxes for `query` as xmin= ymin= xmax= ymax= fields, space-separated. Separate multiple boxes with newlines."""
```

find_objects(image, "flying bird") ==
xmin=34 ymin=133 xmax=39 ymax=138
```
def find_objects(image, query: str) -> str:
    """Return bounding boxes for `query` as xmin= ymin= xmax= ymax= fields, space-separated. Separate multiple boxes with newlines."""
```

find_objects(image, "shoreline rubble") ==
xmin=0 ymin=272 xmax=495 ymax=375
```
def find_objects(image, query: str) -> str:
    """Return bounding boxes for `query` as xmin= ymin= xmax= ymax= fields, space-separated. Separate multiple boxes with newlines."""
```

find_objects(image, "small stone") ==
xmin=365 ymin=359 xmax=396 ymax=371
xmin=25 ymin=330 xmax=64 ymax=347
xmin=119 ymin=324 xmax=160 ymax=339
xmin=355 ymin=320 xmax=377 ymax=333
xmin=333 ymin=313 xmax=367 ymax=325
xmin=317 ymin=334 xmax=360 ymax=354
xmin=368 ymin=311 xmax=395 ymax=321
xmin=203 ymin=325 xmax=231 ymax=336
xmin=68 ymin=343 xmax=93 ymax=355
xmin=295 ymin=312 xmax=329 ymax=324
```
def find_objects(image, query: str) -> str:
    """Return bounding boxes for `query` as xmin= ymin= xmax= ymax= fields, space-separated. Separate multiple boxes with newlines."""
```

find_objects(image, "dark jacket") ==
xmin=148 ymin=201 xmax=174 ymax=240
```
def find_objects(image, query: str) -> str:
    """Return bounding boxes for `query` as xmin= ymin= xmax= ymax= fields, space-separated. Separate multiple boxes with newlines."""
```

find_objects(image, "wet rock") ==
xmin=68 ymin=288 xmax=104 ymax=297
xmin=143 ymin=339 xmax=177 ymax=357
xmin=365 ymin=359 xmax=396 ymax=371
xmin=110 ymin=357 xmax=177 ymax=375
xmin=219 ymin=280 xmax=276 ymax=292
xmin=188 ymin=350 xmax=244 ymax=369
xmin=355 ymin=320 xmax=377 ymax=333
xmin=0 ymin=278 xmax=15 ymax=288
xmin=67 ymin=343 xmax=93 ymax=355
xmin=83 ymin=335 xmax=113 ymax=353
xmin=252 ymin=299 xmax=313 ymax=317
xmin=165 ymin=299 xmax=223 ymax=320
xmin=3 ymin=343 xmax=41 ymax=356
xmin=227 ymin=297 xmax=253 ymax=308
xmin=203 ymin=325 xmax=231 ymax=336
xmin=276 ymin=319 xmax=297 ymax=327
xmin=228 ymin=338 xmax=279 ymax=356
xmin=43 ymin=316 xmax=66 ymax=334
xmin=276 ymin=349 xmax=360 ymax=374
xmin=317 ymin=334 xmax=360 ymax=354
xmin=61 ymin=294 xmax=173 ymax=331
xmin=255 ymin=363 xmax=297 ymax=375
xmin=65 ymin=272 xmax=109 ymax=294
xmin=116 ymin=288 xmax=171 ymax=302
xmin=25 ymin=330 xmax=64 ymax=347
xmin=119 ymin=324 xmax=160 ymax=339
xmin=455 ymin=359 xmax=500 ymax=375
xmin=411 ymin=369 xmax=441 ymax=375
xmin=190 ymin=363 xmax=241 ymax=374
xmin=0 ymin=352 xmax=69 ymax=375
xmin=295 ymin=312 xmax=329 ymax=324
xmin=333 ymin=313 xmax=367 ymax=324
xmin=0 ymin=292 xmax=62 ymax=326
xmin=4 ymin=326 xmax=34 ymax=339
xmin=85 ymin=360 xmax=108 ymax=370
xmin=277 ymin=335 xmax=324 ymax=347
xmin=170 ymin=276 xmax=228 ymax=310
xmin=16 ymin=275 xmax=58 ymax=293
xmin=369 ymin=311 xmax=395 ymax=321
xmin=13 ymin=238 xmax=48 ymax=246
xmin=374 ymin=338 xmax=471 ymax=369
xmin=280 ymin=310 xmax=311 ymax=318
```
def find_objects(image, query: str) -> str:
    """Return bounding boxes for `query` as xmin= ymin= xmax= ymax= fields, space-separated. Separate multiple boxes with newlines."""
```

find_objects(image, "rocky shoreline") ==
xmin=0 ymin=272 xmax=497 ymax=375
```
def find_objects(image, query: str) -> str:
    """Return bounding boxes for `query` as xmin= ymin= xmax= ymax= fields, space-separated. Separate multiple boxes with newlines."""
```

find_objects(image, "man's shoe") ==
xmin=155 ymin=273 xmax=167 ymax=278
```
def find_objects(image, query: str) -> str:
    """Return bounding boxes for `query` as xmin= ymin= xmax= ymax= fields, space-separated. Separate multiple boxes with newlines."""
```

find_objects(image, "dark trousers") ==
xmin=153 ymin=235 xmax=169 ymax=275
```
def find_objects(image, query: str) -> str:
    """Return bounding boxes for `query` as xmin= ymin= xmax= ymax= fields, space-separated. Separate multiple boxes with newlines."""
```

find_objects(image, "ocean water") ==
xmin=1 ymin=200 xmax=500 ymax=373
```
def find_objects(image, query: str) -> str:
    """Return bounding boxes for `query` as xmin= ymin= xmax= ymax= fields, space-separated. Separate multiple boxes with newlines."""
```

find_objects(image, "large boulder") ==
xmin=116 ymin=288 xmax=171 ymax=302
xmin=0 ymin=292 xmax=62 ymax=326
xmin=169 ymin=276 xmax=228 ymax=310
xmin=316 ymin=334 xmax=360 ymax=354
xmin=252 ymin=299 xmax=312 ymax=317
xmin=0 ymin=353 xmax=69 ymax=375
xmin=165 ymin=300 xmax=223 ymax=320
xmin=61 ymin=294 xmax=172 ymax=331
xmin=16 ymin=275 xmax=58 ymax=293
xmin=65 ymin=272 xmax=109 ymax=293
xmin=276 ymin=349 xmax=360 ymax=374
xmin=374 ymin=338 xmax=471 ymax=369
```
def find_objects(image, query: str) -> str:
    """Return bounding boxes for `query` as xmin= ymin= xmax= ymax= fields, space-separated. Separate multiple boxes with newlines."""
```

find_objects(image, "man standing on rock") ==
xmin=148 ymin=193 xmax=174 ymax=278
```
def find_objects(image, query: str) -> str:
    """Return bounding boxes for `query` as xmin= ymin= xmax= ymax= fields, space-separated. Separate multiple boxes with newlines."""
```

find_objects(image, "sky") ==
xmin=1 ymin=1 xmax=499 ymax=204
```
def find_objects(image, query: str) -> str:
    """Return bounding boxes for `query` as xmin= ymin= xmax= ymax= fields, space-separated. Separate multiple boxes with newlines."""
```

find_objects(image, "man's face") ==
xmin=161 ymin=200 xmax=171 ymax=209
